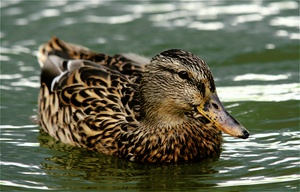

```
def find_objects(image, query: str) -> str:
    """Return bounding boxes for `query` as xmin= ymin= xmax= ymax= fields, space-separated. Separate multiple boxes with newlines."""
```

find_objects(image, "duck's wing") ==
xmin=38 ymin=53 xmax=140 ymax=154
xmin=37 ymin=36 xmax=148 ymax=78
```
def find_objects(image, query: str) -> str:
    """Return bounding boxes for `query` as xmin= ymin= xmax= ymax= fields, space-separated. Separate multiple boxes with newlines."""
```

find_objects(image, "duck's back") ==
xmin=37 ymin=37 xmax=147 ymax=155
xmin=38 ymin=36 xmax=148 ymax=80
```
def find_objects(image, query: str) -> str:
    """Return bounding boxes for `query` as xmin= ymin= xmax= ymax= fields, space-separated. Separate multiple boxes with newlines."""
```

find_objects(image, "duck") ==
xmin=37 ymin=36 xmax=249 ymax=163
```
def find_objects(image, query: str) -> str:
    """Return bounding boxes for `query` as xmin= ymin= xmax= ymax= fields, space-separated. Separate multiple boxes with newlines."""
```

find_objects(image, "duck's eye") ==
xmin=178 ymin=71 xmax=189 ymax=79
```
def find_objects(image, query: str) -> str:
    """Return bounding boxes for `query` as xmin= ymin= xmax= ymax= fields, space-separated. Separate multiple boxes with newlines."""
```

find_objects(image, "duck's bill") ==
xmin=197 ymin=93 xmax=250 ymax=139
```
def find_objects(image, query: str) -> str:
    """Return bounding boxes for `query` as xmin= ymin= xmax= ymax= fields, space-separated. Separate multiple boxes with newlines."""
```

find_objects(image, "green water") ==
xmin=1 ymin=1 xmax=299 ymax=191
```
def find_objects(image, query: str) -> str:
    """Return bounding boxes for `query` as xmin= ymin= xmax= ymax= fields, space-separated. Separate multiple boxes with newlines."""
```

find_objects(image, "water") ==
xmin=1 ymin=0 xmax=299 ymax=191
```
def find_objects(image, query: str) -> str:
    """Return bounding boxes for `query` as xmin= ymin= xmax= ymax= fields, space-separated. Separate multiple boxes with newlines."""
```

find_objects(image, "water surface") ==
xmin=1 ymin=1 xmax=299 ymax=191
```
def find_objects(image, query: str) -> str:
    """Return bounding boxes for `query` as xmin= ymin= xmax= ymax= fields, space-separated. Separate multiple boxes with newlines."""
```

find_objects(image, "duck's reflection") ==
xmin=38 ymin=130 xmax=219 ymax=190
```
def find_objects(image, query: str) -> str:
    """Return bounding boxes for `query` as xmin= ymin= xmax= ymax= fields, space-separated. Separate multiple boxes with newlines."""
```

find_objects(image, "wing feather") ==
xmin=38 ymin=42 xmax=141 ymax=153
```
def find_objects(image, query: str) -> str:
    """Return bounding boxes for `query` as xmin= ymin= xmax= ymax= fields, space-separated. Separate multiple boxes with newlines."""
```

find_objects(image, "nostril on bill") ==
xmin=212 ymin=103 xmax=219 ymax=110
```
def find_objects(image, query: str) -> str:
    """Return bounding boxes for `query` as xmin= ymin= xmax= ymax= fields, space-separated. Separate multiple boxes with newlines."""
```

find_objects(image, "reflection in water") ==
xmin=270 ymin=16 xmax=300 ymax=28
xmin=83 ymin=14 xmax=142 ymax=24
xmin=219 ymin=83 xmax=299 ymax=102
xmin=218 ymin=174 xmax=299 ymax=188
xmin=1 ymin=181 xmax=49 ymax=190
xmin=219 ymin=132 xmax=300 ymax=190
xmin=38 ymin=131 xmax=219 ymax=190
xmin=233 ymin=73 xmax=290 ymax=81
xmin=36 ymin=126 xmax=300 ymax=190
xmin=148 ymin=1 xmax=299 ymax=34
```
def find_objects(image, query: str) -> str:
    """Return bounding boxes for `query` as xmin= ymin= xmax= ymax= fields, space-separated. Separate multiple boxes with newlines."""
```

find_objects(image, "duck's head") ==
xmin=139 ymin=49 xmax=249 ymax=139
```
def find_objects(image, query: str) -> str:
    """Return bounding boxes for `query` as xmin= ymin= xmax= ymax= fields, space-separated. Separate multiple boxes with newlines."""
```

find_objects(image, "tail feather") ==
xmin=37 ymin=36 xmax=91 ymax=67
xmin=40 ymin=55 xmax=63 ymax=91
xmin=40 ymin=55 xmax=94 ymax=92
xmin=37 ymin=36 xmax=95 ymax=91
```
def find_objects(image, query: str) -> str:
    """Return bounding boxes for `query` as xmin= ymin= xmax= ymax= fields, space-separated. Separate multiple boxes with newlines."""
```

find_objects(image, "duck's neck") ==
xmin=120 ymin=119 xmax=223 ymax=163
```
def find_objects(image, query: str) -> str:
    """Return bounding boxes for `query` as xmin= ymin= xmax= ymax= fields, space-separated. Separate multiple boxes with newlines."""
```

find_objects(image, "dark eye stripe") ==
xmin=197 ymin=82 xmax=205 ymax=96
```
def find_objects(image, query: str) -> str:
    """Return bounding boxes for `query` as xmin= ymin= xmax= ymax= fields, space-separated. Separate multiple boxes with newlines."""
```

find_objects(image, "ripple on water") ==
xmin=1 ymin=181 xmax=49 ymax=190
xmin=217 ymin=174 xmax=299 ymax=188
xmin=219 ymin=130 xmax=300 ymax=189
xmin=218 ymin=83 xmax=300 ymax=102
xmin=0 ymin=0 xmax=299 ymax=191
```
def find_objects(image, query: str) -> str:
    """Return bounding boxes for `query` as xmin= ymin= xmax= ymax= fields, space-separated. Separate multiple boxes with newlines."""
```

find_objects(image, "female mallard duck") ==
xmin=37 ymin=36 xmax=249 ymax=163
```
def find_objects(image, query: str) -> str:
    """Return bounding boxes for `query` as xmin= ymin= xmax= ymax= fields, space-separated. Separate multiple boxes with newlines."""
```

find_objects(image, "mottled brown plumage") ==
xmin=37 ymin=36 xmax=249 ymax=163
